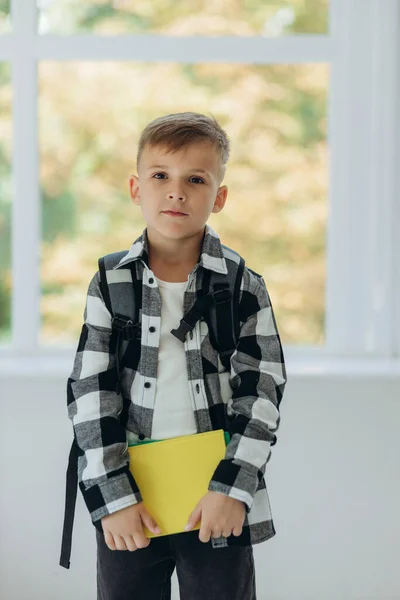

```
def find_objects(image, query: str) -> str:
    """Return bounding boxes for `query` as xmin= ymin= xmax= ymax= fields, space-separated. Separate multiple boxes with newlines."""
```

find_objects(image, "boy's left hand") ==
xmin=184 ymin=490 xmax=246 ymax=543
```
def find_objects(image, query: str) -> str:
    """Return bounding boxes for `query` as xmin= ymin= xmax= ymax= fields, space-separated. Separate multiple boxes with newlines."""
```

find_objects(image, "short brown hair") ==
xmin=136 ymin=112 xmax=230 ymax=184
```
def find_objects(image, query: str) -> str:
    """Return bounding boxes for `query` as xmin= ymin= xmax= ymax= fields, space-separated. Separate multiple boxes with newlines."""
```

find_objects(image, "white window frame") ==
xmin=0 ymin=0 xmax=399 ymax=376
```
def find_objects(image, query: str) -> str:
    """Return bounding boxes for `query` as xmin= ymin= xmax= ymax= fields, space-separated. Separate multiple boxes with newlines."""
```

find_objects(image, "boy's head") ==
xmin=129 ymin=112 xmax=230 ymax=241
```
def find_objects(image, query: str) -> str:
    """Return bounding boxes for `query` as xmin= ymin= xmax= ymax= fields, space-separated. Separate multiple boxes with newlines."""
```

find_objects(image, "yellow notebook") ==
xmin=128 ymin=429 xmax=230 ymax=538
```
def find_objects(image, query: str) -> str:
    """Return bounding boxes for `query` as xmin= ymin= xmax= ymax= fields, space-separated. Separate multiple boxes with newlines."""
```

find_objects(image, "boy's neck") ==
xmin=146 ymin=226 xmax=205 ymax=279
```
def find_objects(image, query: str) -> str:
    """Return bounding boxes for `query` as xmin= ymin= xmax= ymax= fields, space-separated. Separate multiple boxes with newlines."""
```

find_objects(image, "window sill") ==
xmin=0 ymin=348 xmax=399 ymax=378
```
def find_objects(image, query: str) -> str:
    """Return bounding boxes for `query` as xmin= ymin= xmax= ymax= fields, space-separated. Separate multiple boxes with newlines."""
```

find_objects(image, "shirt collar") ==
xmin=113 ymin=223 xmax=228 ymax=275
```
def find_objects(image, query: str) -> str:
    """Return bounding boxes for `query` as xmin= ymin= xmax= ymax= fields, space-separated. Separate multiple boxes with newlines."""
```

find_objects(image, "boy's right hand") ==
xmin=101 ymin=502 xmax=161 ymax=552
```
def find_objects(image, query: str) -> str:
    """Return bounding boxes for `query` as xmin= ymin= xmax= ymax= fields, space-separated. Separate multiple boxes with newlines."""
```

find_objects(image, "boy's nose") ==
xmin=168 ymin=192 xmax=186 ymax=200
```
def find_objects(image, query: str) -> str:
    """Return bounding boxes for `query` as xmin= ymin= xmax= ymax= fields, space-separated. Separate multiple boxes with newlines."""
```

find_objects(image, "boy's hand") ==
xmin=184 ymin=491 xmax=246 ymax=543
xmin=101 ymin=502 xmax=161 ymax=552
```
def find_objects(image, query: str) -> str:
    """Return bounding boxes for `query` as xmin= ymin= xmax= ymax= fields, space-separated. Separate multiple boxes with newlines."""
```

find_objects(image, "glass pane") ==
xmin=0 ymin=63 xmax=12 ymax=344
xmin=39 ymin=61 xmax=328 ymax=347
xmin=0 ymin=0 xmax=11 ymax=34
xmin=38 ymin=0 xmax=329 ymax=36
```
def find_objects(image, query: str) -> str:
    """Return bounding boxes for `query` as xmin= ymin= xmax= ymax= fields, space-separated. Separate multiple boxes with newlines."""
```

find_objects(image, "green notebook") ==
xmin=128 ymin=430 xmax=231 ymax=448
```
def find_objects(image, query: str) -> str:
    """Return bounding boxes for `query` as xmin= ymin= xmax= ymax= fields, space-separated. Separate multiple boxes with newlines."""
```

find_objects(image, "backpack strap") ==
xmin=212 ymin=259 xmax=245 ymax=371
xmin=59 ymin=437 xmax=80 ymax=569
xmin=169 ymin=290 xmax=225 ymax=342
xmin=98 ymin=252 xmax=141 ymax=395
xmin=59 ymin=251 xmax=140 ymax=570
xmin=171 ymin=246 xmax=245 ymax=371
xmin=204 ymin=246 xmax=245 ymax=371
xmin=98 ymin=255 xmax=113 ymax=314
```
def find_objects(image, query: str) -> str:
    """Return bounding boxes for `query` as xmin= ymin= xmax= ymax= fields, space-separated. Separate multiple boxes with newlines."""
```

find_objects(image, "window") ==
xmin=1 ymin=0 xmax=399 ymax=368
xmin=38 ymin=60 xmax=328 ymax=345
xmin=37 ymin=0 xmax=329 ymax=36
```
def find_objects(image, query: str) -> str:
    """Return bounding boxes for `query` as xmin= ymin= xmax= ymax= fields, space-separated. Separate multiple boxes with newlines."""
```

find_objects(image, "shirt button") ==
xmin=149 ymin=278 xmax=154 ymax=284
xmin=149 ymin=326 xmax=156 ymax=332
xmin=144 ymin=382 xmax=151 ymax=388
xmin=138 ymin=433 xmax=145 ymax=441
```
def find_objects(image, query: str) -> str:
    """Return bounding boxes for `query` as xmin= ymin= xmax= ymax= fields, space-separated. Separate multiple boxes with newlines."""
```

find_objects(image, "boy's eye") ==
xmin=152 ymin=173 xmax=204 ymax=184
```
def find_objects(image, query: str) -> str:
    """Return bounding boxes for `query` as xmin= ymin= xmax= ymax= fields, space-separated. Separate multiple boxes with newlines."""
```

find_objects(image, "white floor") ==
xmin=1 ymin=371 xmax=399 ymax=599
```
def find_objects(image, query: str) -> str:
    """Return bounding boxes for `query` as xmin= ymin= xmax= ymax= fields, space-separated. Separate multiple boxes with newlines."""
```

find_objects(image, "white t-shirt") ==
xmin=150 ymin=275 xmax=198 ymax=439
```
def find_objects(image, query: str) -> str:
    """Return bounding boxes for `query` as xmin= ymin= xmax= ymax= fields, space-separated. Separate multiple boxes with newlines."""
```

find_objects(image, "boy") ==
xmin=66 ymin=112 xmax=287 ymax=600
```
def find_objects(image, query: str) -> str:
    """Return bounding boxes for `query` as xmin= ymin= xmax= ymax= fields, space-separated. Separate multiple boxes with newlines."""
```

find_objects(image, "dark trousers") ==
xmin=96 ymin=528 xmax=257 ymax=600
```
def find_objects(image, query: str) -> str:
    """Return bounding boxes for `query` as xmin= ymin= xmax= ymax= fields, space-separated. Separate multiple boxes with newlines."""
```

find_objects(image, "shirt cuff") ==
xmin=208 ymin=458 xmax=260 ymax=513
xmin=79 ymin=468 xmax=143 ymax=525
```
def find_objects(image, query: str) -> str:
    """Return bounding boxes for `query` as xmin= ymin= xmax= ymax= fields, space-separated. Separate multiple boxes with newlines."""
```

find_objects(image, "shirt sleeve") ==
xmin=67 ymin=270 xmax=143 ymax=526
xmin=208 ymin=271 xmax=287 ymax=512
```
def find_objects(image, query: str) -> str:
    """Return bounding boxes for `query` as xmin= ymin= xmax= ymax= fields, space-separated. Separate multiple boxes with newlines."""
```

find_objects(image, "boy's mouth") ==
xmin=162 ymin=210 xmax=188 ymax=217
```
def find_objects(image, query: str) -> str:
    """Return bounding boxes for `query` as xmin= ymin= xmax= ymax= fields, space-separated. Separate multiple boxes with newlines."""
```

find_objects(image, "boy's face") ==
xmin=129 ymin=141 xmax=228 ymax=242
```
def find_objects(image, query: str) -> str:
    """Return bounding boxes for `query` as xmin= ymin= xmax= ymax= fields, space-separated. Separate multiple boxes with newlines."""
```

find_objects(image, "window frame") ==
xmin=0 ymin=0 xmax=399 ymax=375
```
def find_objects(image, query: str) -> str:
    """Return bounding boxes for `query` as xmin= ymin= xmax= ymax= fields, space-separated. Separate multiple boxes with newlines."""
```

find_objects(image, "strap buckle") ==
xmin=112 ymin=314 xmax=141 ymax=340
xmin=170 ymin=319 xmax=193 ymax=343
xmin=111 ymin=314 xmax=132 ymax=331
xmin=212 ymin=287 xmax=231 ymax=304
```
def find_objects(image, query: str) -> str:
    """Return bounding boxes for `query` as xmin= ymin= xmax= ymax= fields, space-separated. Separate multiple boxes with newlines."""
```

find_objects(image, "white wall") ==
xmin=0 ymin=370 xmax=399 ymax=600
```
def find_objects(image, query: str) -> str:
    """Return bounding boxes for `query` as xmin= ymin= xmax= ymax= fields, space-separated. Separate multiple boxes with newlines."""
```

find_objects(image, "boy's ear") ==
xmin=129 ymin=174 xmax=140 ymax=205
xmin=212 ymin=185 xmax=228 ymax=214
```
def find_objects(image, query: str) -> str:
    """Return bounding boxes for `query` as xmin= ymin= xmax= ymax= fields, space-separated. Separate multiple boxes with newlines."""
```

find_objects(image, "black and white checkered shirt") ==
xmin=67 ymin=224 xmax=287 ymax=549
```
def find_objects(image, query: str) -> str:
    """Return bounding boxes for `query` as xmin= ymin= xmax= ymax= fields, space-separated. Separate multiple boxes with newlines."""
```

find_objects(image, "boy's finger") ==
xmin=104 ymin=530 xmax=116 ymax=551
xmin=123 ymin=535 xmax=137 ymax=552
xmin=211 ymin=528 xmax=222 ymax=539
xmin=198 ymin=524 xmax=211 ymax=544
xmin=185 ymin=506 xmax=201 ymax=530
xmin=113 ymin=533 xmax=128 ymax=551
xmin=141 ymin=511 xmax=161 ymax=534
xmin=133 ymin=531 xmax=151 ymax=549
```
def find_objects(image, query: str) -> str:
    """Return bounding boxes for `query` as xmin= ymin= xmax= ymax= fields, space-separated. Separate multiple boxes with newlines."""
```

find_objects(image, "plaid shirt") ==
xmin=67 ymin=224 xmax=287 ymax=549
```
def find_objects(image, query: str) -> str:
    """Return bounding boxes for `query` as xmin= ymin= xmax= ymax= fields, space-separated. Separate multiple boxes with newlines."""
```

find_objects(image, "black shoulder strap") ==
xmin=98 ymin=253 xmax=141 ymax=395
xmin=59 ymin=437 xmax=80 ymax=569
xmin=170 ymin=253 xmax=245 ymax=372
xmin=208 ymin=255 xmax=245 ymax=371
xmin=233 ymin=257 xmax=245 ymax=339
xmin=98 ymin=256 xmax=113 ymax=314
xmin=59 ymin=253 xmax=139 ymax=571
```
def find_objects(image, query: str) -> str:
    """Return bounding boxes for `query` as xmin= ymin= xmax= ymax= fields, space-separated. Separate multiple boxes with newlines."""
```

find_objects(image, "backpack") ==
xmin=59 ymin=245 xmax=249 ymax=569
